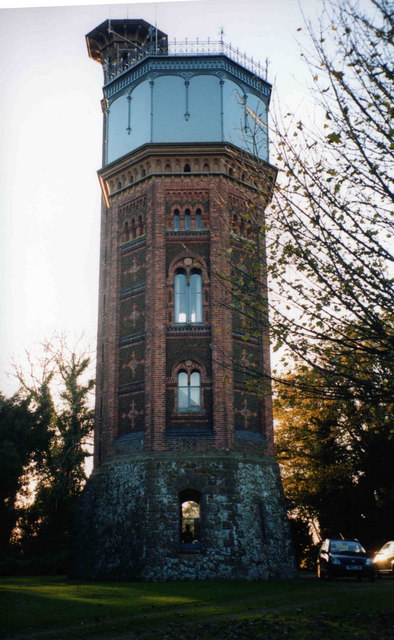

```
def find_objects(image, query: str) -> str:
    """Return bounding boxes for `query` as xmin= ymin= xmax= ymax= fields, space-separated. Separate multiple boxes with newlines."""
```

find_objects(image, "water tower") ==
xmin=75 ymin=19 xmax=295 ymax=580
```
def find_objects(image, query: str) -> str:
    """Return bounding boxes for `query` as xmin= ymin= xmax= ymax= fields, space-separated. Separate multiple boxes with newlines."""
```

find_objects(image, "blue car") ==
xmin=317 ymin=538 xmax=375 ymax=580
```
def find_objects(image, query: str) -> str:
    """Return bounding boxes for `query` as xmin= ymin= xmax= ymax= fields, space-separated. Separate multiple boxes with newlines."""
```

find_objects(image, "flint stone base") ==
xmin=74 ymin=451 xmax=296 ymax=581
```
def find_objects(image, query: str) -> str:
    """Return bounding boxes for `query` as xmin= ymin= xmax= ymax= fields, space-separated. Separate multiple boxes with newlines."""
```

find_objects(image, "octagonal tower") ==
xmin=75 ymin=19 xmax=295 ymax=580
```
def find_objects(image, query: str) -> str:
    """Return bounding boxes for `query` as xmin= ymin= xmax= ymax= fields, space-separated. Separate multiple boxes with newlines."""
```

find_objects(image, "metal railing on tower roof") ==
xmin=104 ymin=39 xmax=269 ymax=84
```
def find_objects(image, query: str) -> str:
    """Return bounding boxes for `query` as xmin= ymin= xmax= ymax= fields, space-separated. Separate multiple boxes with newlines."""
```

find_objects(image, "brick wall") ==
xmin=95 ymin=147 xmax=275 ymax=461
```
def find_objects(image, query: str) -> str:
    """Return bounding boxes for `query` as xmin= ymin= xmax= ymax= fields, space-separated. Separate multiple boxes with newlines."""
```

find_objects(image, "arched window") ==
xmin=174 ymin=208 xmax=180 ymax=230
xmin=177 ymin=370 xmax=201 ymax=410
xmin=189 ymin=270 xmax=202 ymax=322
xmin=195 ymin=208 xmax=202 ymax=230
xmin=174 ymin=271 xmax=187 ymax=322
xmin=179 ymin=489 xmax=201 ymax=546
xmin=174 ymin=269 xmax=202 ymax=323
xmin=184 ymin=208 xmax=191 ymax=230
xmin=184 ymin=163 xmax=191 ymax=173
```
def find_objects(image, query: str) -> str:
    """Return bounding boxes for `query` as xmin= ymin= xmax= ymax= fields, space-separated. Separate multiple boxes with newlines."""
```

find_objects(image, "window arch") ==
xmin=174 ymin=268 xmax=202 ymax=323
xmin=184 ymin=208 xmax=191 ymax=230
xmin=179 ymin=489 xmax=201 ymax=546
xmin=195 ymin=208 xmax=202 ymax=230
xmin=174 ymin=208 xmax=180 ymax=230
xmin=177 ymin=370 xmax=201 ymax=411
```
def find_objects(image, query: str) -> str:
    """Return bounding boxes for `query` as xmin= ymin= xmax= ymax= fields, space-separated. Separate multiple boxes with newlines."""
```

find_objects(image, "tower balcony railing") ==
xmin=104 ymin=39 xmax=268 ymax=84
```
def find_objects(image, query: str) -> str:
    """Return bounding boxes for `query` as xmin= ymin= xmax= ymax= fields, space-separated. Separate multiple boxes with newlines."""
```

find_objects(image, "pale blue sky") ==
xmin=0 ymin=0 xmax=321 ymax=394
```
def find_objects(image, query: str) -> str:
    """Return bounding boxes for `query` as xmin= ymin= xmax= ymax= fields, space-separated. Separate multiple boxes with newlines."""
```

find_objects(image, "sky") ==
xmin=0 ymin=0 xmax=323 ymax=395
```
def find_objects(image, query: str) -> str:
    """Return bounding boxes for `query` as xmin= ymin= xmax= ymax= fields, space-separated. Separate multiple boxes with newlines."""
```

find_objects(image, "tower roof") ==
xmin=86 ymin=19 xmax=168 ymax=64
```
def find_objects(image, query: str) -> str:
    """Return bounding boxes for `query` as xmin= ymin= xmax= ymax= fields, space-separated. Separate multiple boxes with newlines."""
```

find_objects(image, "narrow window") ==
xmin=174 ymin=270 xmax=188 ymax=322
xmin=189 ymin=270 xmax=202 ymax=322
xmin=174 ymin=269 xmax=203 ymax=323
xmin=195 ymin=208 xmax=202 ymax=230
xmin=177 ymin=371 xmax=189 ymax=410
xmin=174 ymin=208 xmax=180 ymax=230
xmin=184 ymin=208 xmax=191 ymax=230
xmin=177 ymin=370 xmax=201 ymax=411
xmin=184 ymin=163 xmax=191 ymax=173
xmin=179 ymin=489 xmax=201 ymax=546
xmin=189 ymin=371 xmax=201 ymax=408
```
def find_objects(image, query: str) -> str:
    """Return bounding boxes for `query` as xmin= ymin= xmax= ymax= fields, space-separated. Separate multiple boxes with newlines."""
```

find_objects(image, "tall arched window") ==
xmin=179 ymin=489 xmax=201 ymax=546
xmin=195 ymin=208 xmax=202 ymax=229
xmin=184 ymin=208 xmax=191 ymax=230
xmin=177 ymin=370 xmax=201 ymax=410
xmin=174 ymin=208 xmax=180 ymax=230
xmin=174 ymin=268 xmax=203 ymax=323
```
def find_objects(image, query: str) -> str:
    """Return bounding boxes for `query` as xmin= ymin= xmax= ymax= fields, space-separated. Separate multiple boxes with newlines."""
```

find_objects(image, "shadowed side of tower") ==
xmin=74 ymin=19 xmax=296 ymax=580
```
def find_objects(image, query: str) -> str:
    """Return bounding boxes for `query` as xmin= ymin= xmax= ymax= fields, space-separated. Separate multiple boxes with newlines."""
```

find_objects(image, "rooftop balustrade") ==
xmin=104 ymin=38 xmax=269 ymax=83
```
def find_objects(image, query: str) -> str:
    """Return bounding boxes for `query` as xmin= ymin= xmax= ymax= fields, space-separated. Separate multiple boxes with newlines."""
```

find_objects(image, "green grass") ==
xmin=1 ymin=574 xmax=393 ymax=639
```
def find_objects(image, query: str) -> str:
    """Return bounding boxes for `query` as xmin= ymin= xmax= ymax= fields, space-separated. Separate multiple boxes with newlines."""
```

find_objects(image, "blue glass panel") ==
xmin=189 ymin=273 xmax=202 ymax=323
xmin=174 ymin=272 xmax=188 ymax=322
xmin=195 ymin=209 xmax=202 ymax=229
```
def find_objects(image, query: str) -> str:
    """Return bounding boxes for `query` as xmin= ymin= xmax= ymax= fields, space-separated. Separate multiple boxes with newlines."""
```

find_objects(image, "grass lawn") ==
xmin=1 ymin=573 xmax=393 ymax=639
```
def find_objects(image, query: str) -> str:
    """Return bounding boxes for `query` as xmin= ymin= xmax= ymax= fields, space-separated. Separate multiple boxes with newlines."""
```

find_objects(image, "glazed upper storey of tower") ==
xmin=86 ymin=19 xmax=271 ymax=165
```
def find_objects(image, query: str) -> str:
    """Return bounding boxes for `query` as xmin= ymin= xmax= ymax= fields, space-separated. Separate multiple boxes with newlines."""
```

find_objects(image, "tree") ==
xmin=222 ymin=0 xmax=393 ymax=406
xmin=0 ymin=392 xmax=51 ymax=552
xmin=275 ymin=355 xmax=394 ymax=565
xmin=10 ymin=337 xmax=94 ymax=571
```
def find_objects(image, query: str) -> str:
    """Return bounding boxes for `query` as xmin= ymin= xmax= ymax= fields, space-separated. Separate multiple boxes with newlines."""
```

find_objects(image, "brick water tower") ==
xmin=75 ymin=19 xmax=295 ymax=580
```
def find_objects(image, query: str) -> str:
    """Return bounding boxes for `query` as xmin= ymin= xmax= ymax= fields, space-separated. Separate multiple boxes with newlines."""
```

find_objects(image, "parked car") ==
xmin=373 ymin=541 xmax=394 ymax=576
xmin=317 ymin=538 xmax=375 ymax=580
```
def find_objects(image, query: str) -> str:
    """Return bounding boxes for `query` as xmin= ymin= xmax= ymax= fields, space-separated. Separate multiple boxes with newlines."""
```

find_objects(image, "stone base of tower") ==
xmin=74 ymin=451 xmax=296 ymax=581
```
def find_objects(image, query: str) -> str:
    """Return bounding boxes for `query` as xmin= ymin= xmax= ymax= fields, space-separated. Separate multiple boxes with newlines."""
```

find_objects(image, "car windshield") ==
xmin=330 ymin=540 xmax=365 ymax=554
